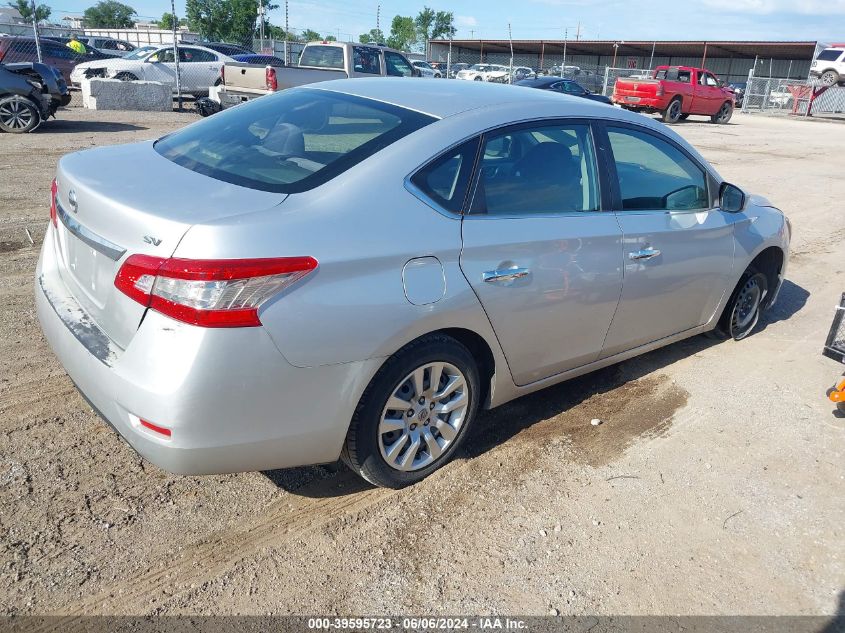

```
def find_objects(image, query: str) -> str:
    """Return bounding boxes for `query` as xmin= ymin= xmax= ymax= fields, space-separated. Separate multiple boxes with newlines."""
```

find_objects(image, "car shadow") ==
xmin=43 ymin=120 xmax=148 ymax=133
xmin=265 ymin=278 xmax=810 ymax=497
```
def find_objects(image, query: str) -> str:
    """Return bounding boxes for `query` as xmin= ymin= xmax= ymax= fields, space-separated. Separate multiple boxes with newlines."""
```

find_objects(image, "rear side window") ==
xmin=816 ymin=49 xmax=844 ymax=62
xmin=411 ymin=139 xmax=479 ymax=214
xmin=155 ymin=89 xmax=435 ymax=193
xmin=607 ymin=126 xmax=708 ymax=211
xmin=353 ymin=46 xmax=381 ymax=74
xmin=299 ymin=45 xmax=343 ymax=69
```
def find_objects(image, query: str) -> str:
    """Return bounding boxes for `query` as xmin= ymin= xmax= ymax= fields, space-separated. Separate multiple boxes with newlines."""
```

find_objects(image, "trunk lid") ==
xmin=53 ymin=140 xmax=286 ymax=349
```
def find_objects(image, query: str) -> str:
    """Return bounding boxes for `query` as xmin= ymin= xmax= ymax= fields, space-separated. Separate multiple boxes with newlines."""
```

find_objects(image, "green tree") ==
xmin=386 ymin=15 xmax=415 ymax=52
xmin=324 ymin=34 xmax=336 ymax=41
xmin=158 ymin=10 xmax=175 ymax=29
xmin=83 ymin=0 xmax=136 ymax=28
xmin=8 ymin=0 xmax=51 ymax=23
xmin=265 ymin=23 xmax=296 ymax=40
xmin=431 ymin=11 xmax=455 ymax=40
xmin=358 ymin=28 xmax=384 ymax=44
xmin=414 ymin=6 xmax=434 ymax=43
xmin=186 ymin=0 xmax=277 ymax=46
xmin=299 ymin=28 xmax=321 ymax=41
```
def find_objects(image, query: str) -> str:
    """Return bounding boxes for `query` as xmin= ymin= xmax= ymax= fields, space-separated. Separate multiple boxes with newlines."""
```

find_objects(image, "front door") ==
xmin=143 ymin=48 xmax=177 ymax=87
xmin=598 ymin=124 xmax=736 ymax=358
xmin=459 ymin=121 xmax=623 ymax=386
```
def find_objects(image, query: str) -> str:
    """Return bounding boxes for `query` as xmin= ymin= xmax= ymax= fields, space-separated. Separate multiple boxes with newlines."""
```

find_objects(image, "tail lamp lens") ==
xmin=266 ymin=67 xmax=278 ymax=91
xmin=115 ymin=255 xmax=318 ymax=327
xmin=50 ymin=178 xmax=58 ymax=227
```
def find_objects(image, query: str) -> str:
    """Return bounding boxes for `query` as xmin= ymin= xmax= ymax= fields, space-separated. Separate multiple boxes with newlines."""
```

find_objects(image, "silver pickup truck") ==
xmin=212 ymin=41 xmax=419 ymax=108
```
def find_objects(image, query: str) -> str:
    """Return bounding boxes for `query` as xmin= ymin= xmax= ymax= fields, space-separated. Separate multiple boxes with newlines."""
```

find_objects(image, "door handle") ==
xmin=628 ymin=247 xmax=661 ymax=261
xmin=483 ymin=267 xmax=531 ymax=283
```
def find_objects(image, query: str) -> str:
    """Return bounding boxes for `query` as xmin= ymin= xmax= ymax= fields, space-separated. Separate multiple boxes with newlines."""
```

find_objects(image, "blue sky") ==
xmin=53 ymin=0 xmax=845 ymax=43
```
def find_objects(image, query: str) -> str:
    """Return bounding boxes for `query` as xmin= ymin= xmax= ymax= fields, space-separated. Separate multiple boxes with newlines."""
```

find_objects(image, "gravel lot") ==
xmin=0 ymin=107 xmax=843 ymax=617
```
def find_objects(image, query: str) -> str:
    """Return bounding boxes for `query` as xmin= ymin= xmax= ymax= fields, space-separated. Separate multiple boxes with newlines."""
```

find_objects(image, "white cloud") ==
xmin=455 ymin=15 xmax=478 ymax=28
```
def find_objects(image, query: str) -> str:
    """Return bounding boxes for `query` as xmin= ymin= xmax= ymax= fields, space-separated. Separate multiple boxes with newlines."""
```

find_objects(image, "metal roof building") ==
xmin=429 ymin=39 xmax=824 ymax=84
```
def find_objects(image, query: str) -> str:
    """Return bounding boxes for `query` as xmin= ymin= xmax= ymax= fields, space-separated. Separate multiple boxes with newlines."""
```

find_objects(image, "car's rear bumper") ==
xmin=35 ymin=224 xmax=381 ymax=475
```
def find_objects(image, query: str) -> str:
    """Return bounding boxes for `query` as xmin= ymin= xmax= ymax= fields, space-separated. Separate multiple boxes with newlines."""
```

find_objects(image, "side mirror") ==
xmin=720 ymin=182 xmax=746 ymax=213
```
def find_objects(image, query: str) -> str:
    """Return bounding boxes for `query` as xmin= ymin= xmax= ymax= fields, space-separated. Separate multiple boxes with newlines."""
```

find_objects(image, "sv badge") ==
xmin=143 ymin=235 xmax=162 ymax=246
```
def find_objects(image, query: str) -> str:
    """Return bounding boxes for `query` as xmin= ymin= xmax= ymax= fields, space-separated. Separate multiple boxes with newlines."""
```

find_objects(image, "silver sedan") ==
xmin=36 ymin=79 xmax=791 ymax=488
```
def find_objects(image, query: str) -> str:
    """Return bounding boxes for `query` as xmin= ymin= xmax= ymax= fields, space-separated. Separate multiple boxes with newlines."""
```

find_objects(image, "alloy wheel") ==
xmin=378 ymin=361 xmax=469 ymax=472
xmin=0 ymin=100 xmax=34 ymax=131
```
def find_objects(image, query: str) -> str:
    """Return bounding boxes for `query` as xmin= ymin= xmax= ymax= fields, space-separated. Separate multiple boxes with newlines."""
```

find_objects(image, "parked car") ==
xmin=809 ymin=47 xmax=845 ymax=86
xmin=200 ymin=41 xmax=255 ymax=57
xmin=728 ymin=82 xmax=746 ymax=107
xmin=37 ymin=79 xmax=790 ymax=488
xmin=455 ymin=63 xmax=509 ymax=82
xmin=511 ymin=66 xmax=535 ymax=81
xmin=411 ymin=60 xmax=440 ymax=78
xmin=447 ymin=62 xmax=469 ymax=78
xmin=0 ymin=61 xmax=69 ymax=132
xmin=215 ymin=41 xmax=417 ymax=108
xmin=546 ymin=65 xmax=604 ymax=92
xmin=0 ymin=35 xmax=105 ymax=85
xmin=515 ymin=76 xmax=612 ymax=104
xmin=613 ymin=65 xmax=735 ymax=124
xmin=70 ymin=44 xmax=233 ymax=95
xmin=768 ymin=86 xmax=793 ymax=107
xmin=231 ymin=54 xmax=285 ymax=66
xmin=78 ymin=36 xmax=136 ymax=57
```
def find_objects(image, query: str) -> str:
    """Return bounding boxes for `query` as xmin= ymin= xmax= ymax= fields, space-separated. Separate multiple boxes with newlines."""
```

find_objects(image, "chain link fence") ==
xmin=741 ymin=70 xmax=845 ymax=117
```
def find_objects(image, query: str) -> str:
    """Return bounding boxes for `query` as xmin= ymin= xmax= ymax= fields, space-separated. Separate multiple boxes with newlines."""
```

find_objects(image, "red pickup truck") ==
xmin=612 ymin=65 xmax=735 ymax=124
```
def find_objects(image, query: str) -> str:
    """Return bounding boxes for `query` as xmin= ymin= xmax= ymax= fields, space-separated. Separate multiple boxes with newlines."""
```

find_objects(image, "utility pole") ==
xmin=376 ymin=3 xmax=380 ymax=33
xmin=649 ymin=40 xmax=655 ymax=70
xmin=612 ymin=41 xmax=619 ymax=68
xmin=561 ymin=27 xmax=567 ymax=77
xmin=507 ymin=22 xmax=513 ymax=84
xmin=29 ymin=0 xmax=42 ymax=62
xmin=170 ymin=0 xmax=182 ymax=110
xmin=284 ymin=0 xmax=289 ymax=64
xmin=257 ymin=0 xmax=265 ymax=53
xmin=576 ymin=21 xmax=580 ymax=41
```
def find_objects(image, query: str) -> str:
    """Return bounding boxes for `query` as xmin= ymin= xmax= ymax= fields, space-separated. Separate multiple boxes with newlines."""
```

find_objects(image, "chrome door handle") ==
xmin=483 ymin=267 xmax=531 ymax=283
xmin=628 ymin=247 xmax=661 ymax=261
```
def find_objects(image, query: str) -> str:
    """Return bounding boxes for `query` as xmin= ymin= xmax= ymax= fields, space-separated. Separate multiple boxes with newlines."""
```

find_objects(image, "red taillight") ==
xmin=266 ymin=66 xmax=277 ymax=92
xmin=114 ymin=255 xmax=318 ymax=328
xmin=140 ymin=419 xmax=171 ymax=438
xmin=49 ymin=178 xmax=58 ymax=227
xmin=656 ymin=84 xmax=664 ymax=97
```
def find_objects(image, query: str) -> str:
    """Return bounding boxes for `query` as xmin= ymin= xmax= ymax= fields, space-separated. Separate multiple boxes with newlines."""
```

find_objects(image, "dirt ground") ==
xmin=0 ymin=107 xmax=843 ymax=617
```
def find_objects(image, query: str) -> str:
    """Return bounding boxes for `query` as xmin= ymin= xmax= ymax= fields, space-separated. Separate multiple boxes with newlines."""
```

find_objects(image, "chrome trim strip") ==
xmin=56 ymin=200 xmax=126 ymax=261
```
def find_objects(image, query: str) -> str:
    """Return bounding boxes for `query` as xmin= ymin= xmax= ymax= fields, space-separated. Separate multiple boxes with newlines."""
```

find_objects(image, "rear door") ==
xmin=458 ymin=120 xmax=623 ymax=385
xmin=179 ymin=47 xmax=222 ymax=90
xmin=597 ymin=123 xmax=735 ymax=358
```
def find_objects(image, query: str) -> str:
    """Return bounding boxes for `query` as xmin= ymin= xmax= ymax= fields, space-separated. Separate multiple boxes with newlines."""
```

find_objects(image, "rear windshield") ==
xmin=817 ymin=49 xmax=844 ymax=61
xmin=299 ymin=45 xmax=344 ymax=69
xmin=154 ymin=89 xmax=436 ymax=193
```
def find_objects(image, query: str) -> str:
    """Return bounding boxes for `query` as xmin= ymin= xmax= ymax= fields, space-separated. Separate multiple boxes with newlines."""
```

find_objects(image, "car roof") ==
xmin=305 ymin=77 xmax=610 ymax=119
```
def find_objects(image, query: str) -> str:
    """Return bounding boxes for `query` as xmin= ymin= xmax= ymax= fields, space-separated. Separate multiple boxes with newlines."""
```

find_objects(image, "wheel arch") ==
xmin=747 ymin=245 xmax=784 ymax=309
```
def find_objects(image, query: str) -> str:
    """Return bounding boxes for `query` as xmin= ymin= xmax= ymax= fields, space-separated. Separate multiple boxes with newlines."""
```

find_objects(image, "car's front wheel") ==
xmin=711 ymin=101 xmax=733 ymax=124
xmin=0 ymin=96 xmax=41 ymax=133
xmin=342 ymin=334 xmax=480 ymax=488
xmin=711 ymin=269 xmax=769 ymax=341
xmin=820 ymin=70 xmax=840 ymax=86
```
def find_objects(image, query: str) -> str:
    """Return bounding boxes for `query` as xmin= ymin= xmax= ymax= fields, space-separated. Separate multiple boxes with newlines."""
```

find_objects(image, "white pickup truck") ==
xmin=212 ymin=41 xmax=419 ymax=108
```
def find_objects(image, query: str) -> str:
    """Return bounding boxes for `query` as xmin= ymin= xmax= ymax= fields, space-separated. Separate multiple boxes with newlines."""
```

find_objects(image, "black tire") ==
xmin=473 ymin=76 xmax=483 ymax=81
xmin=710 ymin=269 xmax=769 ymax=341
xmin=213 ymin=77 xmax=222 ymax=86
xmin=711 ymin=101 xmax=733 ymax=124
xmin=342 ymin=334 xmax=480 ymax=489
xmin=820 ymin=70 xmax=839 ymax=87
xmin=0 ymin=96 xmax=41 ymax=133
xmin=678 ymin=113 xmax=690 ymax=120
xmin=661 ymin=97 xmax=683 ymax=124
xmin=114 ymin=72 xmax=138 ymax=82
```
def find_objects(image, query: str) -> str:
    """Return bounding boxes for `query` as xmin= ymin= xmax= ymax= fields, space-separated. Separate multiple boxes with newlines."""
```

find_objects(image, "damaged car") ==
xmin=0 ymin=61 xmax=70 ymax=133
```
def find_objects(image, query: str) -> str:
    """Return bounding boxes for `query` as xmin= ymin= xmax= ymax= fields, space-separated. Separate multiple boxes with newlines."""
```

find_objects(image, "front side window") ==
xmin=149 ymin=49 xmax=175 ymax=63
xmin=155 ymin=89 xmax=434 ymax=193
xmin=470 ymin=123 xmax=600 ymax=216
xmin=385 ymin=51 xmax=413 ymax=76
xmin=299 ymin=45 xmax=344 ymax=69
xmin=411 ymin=139 xmax=479 ymax=214
xmin=607 ymin=126 xmax=708 ymax=211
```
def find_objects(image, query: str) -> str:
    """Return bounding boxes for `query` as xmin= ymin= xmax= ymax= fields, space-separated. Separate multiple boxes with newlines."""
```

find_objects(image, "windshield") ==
xmin=470 ymin=65 xmax=491 ymax=71
xmin=154 ymin=89 xmax=435 ymax=193
xmin=123 ymin=46 xmax=157 ymax=60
